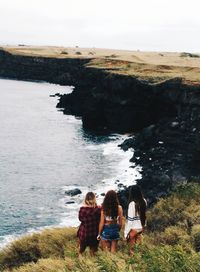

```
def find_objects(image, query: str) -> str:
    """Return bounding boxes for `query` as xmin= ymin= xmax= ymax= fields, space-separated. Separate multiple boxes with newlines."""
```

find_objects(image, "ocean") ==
xmin=0 ymin=78 xmax=141 ymax=248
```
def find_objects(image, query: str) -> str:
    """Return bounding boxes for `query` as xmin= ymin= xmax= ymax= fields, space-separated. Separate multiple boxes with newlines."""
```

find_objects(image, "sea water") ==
xmin=0 ymin=78 xmax=141 ymax=248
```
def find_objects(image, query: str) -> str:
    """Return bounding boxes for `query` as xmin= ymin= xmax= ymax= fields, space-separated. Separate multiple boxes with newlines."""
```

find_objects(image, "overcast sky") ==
xmin=0 ymin=0 xmax=200 ymax=52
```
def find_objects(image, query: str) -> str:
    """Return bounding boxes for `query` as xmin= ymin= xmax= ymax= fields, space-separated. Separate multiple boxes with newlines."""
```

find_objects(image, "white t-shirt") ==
xmin=124 ymin=201 xmax=143 ymax=239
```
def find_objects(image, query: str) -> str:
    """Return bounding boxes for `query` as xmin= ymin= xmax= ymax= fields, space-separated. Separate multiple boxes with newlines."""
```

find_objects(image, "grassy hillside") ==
xmin=0 ymin=183 xmax=200 ymax=272
xmin=2 ymin=46 xmax=200 ymax=84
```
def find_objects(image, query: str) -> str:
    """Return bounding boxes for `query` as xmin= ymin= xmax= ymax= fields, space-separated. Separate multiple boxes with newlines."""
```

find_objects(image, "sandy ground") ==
xmin=2 ymin=45 xmax=200 ymax=84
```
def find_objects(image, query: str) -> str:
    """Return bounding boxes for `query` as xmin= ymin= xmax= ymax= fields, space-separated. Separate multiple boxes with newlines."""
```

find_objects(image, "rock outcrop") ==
xmin=1 ymin=48 xmax=200 ymax=205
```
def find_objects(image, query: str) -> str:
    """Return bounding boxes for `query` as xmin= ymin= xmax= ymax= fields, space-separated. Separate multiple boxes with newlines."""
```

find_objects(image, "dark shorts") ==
xmin=100 ymin=224 xmax=120 ymax=241
xmin=79 ymin=238 xmax=99 ymax=253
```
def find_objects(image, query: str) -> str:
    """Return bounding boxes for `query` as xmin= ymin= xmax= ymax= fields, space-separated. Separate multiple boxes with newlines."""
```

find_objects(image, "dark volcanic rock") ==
xmin=0 ymin=48 xmax=90 ymax=86
xmin=65 ymin=188 xmax=82 ymax=196
xmin=1 ymin=48 xmax=200 ymax=205
xmin=65 ymin=201 xmax=75 ymax=204
xmin=57 ymin=73 xmax=178 ymax=133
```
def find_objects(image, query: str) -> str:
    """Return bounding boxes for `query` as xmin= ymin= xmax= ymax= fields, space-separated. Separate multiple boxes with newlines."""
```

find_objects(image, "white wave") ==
xmin=58 ymin=134 xmax=142 ymax=228
xmin=0 ymin=235 xmax=19 ymax=249
xmin=0 ymin=135 xmax=141 ymax=249
xmin=64 ymin=115 xmax=82 ymax=124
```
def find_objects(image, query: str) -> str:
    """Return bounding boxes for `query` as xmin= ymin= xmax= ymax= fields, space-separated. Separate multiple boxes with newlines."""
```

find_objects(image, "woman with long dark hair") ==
xmin=124 ymin=185 xmax=147 ymax=253
xmin=97 ymin=190 xmax=123 ymax=252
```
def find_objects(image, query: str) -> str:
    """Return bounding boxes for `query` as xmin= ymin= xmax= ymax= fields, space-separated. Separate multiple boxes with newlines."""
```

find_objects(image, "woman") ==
xmin=77 ymin=192 xmax=101 ymax=256
xmin=124 ymin=185 xmax=147 ymax=253
xmin=98 ymin=190 xmax=123 ymax=253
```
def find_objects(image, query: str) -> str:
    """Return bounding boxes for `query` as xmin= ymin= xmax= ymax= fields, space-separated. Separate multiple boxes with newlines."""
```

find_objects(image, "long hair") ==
xmin=84 ymin=192 xmax=97 ymax=208
xmin=127 ymin=185 xmax=147 ymax=226
xmin=102 ymin=190 xmax=119 ymax=218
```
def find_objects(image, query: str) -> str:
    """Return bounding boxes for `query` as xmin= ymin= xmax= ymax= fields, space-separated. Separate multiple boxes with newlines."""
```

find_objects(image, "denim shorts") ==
xmin=100 ymin=224 xmax=120 ymax=241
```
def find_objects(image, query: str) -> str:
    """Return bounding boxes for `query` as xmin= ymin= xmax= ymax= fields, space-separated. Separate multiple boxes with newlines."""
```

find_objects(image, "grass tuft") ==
xmin=1 ymin=183 xmax=200 ymax=271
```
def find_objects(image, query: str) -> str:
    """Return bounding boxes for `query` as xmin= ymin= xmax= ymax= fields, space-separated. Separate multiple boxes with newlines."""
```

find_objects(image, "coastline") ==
xmin=0 ymin=78 xmax=141 ymax=249
xmin=0 ymin=131 xmax=140 ymax=249
xmin=0 ymin=46 xmax=200 ymax=207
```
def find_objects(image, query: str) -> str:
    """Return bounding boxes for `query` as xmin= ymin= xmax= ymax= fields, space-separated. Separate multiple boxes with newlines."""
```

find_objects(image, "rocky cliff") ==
xmin=0 ymin=48 xmax=200 ymax=205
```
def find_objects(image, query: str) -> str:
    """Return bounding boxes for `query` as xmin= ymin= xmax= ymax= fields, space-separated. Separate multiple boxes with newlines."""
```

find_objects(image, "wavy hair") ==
xmin=84 ymin=192 xmax=97 ymax=208
xmin=102 ymin=190 xmax=119 ymax=218
xmin=127 ymin=185 xmax=147 ymax=227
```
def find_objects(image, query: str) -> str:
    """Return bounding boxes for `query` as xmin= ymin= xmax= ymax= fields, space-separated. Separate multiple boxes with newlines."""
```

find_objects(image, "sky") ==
xmin=0 ymin=0 xmax=200 ymax=52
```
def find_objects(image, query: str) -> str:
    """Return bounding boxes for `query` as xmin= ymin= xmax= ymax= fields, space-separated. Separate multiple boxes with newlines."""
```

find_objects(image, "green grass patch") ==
xmin=1 ymin=183 xmax=200 ymax=271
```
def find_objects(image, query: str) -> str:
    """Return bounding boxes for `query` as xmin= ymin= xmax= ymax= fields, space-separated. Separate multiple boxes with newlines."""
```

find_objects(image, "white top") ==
xmin=124 ymin=201 xmax=143 ymax=239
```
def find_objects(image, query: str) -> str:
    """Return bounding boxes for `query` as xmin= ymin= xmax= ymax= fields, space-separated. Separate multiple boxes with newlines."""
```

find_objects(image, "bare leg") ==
xmin=128 ymin=229 xmax=137 ymax=254
xmin=111 ymin=240 xmax=118 ymax=253
xmin=135 ymin=232 xmax=142 ymax=244
xmin=101 ymin=240 xmax=111 ymax=251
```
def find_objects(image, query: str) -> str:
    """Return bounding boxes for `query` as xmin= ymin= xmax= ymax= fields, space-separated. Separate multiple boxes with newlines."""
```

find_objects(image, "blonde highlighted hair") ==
xmin=84 ymin=192 xmax=97 ymax=208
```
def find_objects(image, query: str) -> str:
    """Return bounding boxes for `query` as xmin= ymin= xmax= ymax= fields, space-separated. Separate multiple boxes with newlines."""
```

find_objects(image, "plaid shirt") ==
xmin=77 ymin=206 xmax=101 ymax=241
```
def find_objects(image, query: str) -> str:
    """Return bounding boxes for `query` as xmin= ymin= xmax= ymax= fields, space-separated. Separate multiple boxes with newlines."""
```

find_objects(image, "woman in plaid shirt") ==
xmin=77 ymin=192 xmax=101 ymax=255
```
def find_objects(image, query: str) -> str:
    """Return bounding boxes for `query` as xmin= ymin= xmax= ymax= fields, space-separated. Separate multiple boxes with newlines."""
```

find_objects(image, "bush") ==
xmin=180 ymin=52 xmax=200 ymax=58
xmin=147 ymin=196 xmax=187 ymax=232
xmin=75 ymin=51 xmax=82 ymax=55
xmin=2 ymin=183 xmax=200 ymax=271
xmin=156 ymin=226 xmax=191 ymax=246
xmin=0 ymin=233 xmax=41 ymax=270
xmin=61 ymin=51 xmax=68 ymax=55
xmin=0 ymin=228 xmax=77 ymax=270
xmin=147 ymin=183 xmax=200 ymax=232
xmin=2 ymin=229 xmax=200 ymax=272
xmin=191 ymin=224 xmax=200 ymax=251
xmin=11 ymin=258 xmax=67 ymax=272
xmin=129 ymin=244 xmax=200 ymax=272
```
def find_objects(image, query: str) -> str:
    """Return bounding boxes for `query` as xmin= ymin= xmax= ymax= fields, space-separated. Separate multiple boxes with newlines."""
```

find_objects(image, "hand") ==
xmin=97 ymin=235 xmax=101 ymax=241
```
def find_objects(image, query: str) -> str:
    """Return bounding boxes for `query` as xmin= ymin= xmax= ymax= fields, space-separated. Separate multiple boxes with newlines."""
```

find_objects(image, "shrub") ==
xmin=183 ymin=202 xmax=200 ymax=228
xmin=0 ymin=233 xmax=41 ymax=270
xmin=61 ymin=51 xmax=68 ymax=55
xmin=129 ymin=244 xmax=200 ymax=272
xmin=191 ymin=224 xmax=200 ymax=251
xmin=75 ymin=51 xmax=82 ymax=55
xmin=147 ymin=196 xmax=186 ymax=232
xmin=147 ymin=183 xmax=200 ymax=232
xmin=2 ymin=230 xmax=200 ymax=272
xmin=180 ymin=52 xmax=200 ymax=58
xmin=156 ymin=226 xmax=191 ymax=246
xmin=2 ymin=183 xmax=200 ymax=271
xmin=172 ymin=183 xmax=200 ymax=203
xmin=105 ymin=54 xmax=119 ymax=58
xmin=0 ymin=228 xmax=77 ymax=270
xmin=11 ymin=258 xmax=67 ymax=272
xmin=110 ymin=54 xmax=118 ymax=58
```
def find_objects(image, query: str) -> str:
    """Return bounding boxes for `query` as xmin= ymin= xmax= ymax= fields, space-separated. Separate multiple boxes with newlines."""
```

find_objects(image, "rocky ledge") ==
xmin=0 ymin=48 xmax=200 ymax=206
xmin=57 ymin=70 xmax=200 ymax=206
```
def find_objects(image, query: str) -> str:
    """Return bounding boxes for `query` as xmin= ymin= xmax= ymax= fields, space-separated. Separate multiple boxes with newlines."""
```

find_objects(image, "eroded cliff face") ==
xmin=0 ymin=49 xmax=90 ymax=85
xmin=0 ymin=48 xmax=200 ymax=205
xmin=58 ymin=69 xmax=200 ymax=205
xmin=120 ymin=80 xmax=200 ymax=204
xmin=57 ymin=72 xmax=178 ymax=133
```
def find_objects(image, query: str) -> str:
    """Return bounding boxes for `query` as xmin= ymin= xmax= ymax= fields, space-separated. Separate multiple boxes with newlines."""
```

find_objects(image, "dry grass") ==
xmin=1 ymin=183 xmax=200 ymax=271
xmin=2 ymin=45 xmax=200 ymax=84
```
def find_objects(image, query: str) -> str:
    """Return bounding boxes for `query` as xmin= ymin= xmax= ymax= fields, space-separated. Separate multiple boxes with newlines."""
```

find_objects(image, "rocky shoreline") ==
xmin=0 ymin=48 xmax=200 ymax=206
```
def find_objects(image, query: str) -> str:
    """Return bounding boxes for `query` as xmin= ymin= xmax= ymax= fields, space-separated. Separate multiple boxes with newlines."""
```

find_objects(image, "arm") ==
xmin=78 ymin=208 xmax=86 ymax=222
xmin=118 ymin=205 xmax=123 ymax=230
xmin=98 ymin=209 xmax=105 ymax=238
